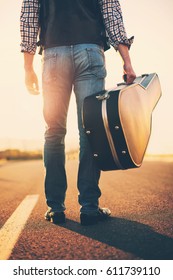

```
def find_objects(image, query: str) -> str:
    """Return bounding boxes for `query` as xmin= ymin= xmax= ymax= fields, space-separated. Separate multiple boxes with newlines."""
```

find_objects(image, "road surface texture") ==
xmin=0 ymin=158 xmax=173 ymax=260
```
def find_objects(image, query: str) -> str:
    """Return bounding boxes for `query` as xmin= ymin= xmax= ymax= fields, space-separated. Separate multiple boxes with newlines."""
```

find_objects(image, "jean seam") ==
xmin=86 ymin=48 xmax=106 ymax=79
xmin=70 ymin=46 xmax=75 ymax=82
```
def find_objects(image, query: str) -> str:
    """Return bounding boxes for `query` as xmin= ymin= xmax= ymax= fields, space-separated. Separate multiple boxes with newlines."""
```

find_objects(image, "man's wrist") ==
xmin=24 ymin=65 xmax=34 ymax=72
xmin=117 ymin=44 xmax=132 ymax=64
xmin=24 ymin=52 xmax=34 ymax=72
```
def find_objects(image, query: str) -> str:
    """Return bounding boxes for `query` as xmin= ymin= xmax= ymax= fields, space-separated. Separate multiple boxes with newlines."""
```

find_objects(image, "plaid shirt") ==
xmin=20 ymin=0 xmax=133 ymax=54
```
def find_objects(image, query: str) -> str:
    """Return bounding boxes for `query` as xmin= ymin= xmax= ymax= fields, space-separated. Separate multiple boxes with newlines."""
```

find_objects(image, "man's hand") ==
xmin=24 ymin=52 xmax=40 ymax=95
xmin=123 ymin=62 xmax=136 ymax=84
xmin=25 ymin=69 xmax=40 ymax=95
xmin=116 ymin=44 xmax=136 ymax=85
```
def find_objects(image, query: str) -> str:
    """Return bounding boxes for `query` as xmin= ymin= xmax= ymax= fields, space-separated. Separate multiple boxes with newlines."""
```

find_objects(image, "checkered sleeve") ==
xmin=20 ymin=0 xmax=40 ymax=54
xmin=99 ymin=0 xmax=134 ymax=49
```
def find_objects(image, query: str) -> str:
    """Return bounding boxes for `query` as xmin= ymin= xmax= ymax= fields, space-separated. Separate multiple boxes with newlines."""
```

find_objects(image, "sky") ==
xmin=0 ymin=0 xmax=173 ymax=154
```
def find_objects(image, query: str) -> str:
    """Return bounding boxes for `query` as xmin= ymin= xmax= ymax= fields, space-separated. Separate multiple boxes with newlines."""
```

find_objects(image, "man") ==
xmin=20 ymin=0 xmax=136 ymax=226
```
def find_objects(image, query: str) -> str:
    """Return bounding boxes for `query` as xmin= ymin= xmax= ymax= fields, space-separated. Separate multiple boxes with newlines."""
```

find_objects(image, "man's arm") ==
xmin=24 ymin=53 xmax=39 ymax=95
xmin=99 ymin=0 xmax=136 ymax=84
xmin=20 ymin=0 xmax=40 ymax=94
xmin=117 ymin=44 xmax=136 ymax=84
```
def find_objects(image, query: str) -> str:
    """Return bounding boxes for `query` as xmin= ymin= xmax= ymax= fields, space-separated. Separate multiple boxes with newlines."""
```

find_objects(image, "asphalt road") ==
xmin=0 ymin=158 xmax=173 ymax=260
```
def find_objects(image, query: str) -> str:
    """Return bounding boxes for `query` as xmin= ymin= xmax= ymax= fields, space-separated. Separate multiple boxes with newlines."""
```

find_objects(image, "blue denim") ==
xmin=42 ymin=44 xmax=106 ymax=214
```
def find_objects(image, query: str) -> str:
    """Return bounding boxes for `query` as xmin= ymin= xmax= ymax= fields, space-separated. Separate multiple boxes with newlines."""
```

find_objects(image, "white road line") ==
xmin=0 ymin=194 xmax=39 ymax=260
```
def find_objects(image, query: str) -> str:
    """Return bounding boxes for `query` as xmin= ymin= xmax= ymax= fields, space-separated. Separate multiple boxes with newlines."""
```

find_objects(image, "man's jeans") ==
xmin=42 ymin=44 xmax=106 ymax=214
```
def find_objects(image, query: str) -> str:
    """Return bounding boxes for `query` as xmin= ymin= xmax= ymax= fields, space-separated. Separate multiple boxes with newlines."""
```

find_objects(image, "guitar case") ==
xmin=82 ymin=73 xmax=162 ymax=171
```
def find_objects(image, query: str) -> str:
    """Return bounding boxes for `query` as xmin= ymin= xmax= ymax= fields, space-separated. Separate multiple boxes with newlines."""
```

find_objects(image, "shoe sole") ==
xmin=45 ymin=216 xmax=66 ymax=225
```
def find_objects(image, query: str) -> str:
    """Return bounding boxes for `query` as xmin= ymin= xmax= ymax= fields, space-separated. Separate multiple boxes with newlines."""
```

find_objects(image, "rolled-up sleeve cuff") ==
xmin=20 ymin=42 xmax=37 ymax=54
xmin=113 ymin=36 xmax=134 ymax=51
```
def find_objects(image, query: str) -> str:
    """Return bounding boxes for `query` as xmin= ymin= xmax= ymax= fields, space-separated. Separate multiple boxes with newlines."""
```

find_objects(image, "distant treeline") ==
xmin=0 ymin=149 xmax=79 ymax=161
xmin=0 ymin=149 xmax=43 ymax=160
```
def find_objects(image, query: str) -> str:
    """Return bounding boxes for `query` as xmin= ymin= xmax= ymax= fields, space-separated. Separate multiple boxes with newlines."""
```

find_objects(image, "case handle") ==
xmin=117 ymin=73 xmax=149 ymax=86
